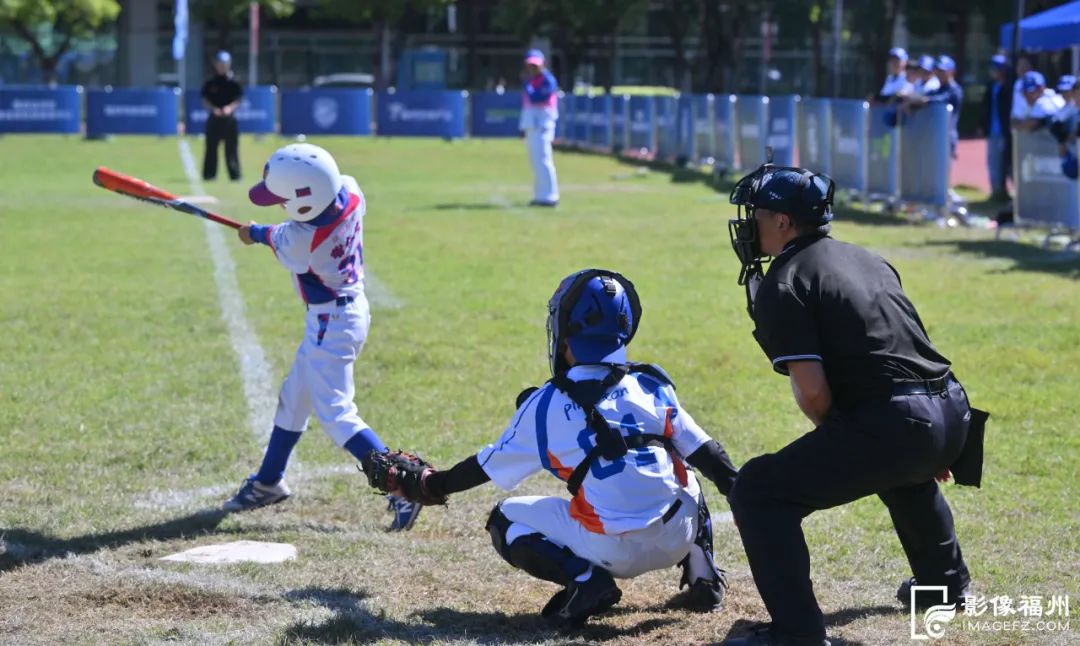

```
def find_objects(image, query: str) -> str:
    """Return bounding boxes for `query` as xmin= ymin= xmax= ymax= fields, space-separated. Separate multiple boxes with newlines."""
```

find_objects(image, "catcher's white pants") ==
xmin=526 ymin=120 xmax=559 ymax=203
xmin=500 ymin=480 xmax=702 ymax=579
xmin=273 ymin=295 xmax=371 ymax=447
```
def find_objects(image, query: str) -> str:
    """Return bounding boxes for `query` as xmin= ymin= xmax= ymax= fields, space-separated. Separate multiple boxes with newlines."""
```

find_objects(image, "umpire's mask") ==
xmin=546 ymin=269 xmax=641 ymax=377
xmin=728 ymin=163 xmax=835 ymax=285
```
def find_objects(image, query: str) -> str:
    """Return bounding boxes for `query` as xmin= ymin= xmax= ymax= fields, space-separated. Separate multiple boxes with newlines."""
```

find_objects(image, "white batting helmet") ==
xmin=249 ymin=143 xmax=344 ymax=222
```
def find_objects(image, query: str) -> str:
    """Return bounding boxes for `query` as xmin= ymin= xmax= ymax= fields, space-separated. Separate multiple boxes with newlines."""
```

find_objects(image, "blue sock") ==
xmin=255 ymin=426 xmax=303 ymax=485
xmin=343 ymin=428 xmax=388 ymax=461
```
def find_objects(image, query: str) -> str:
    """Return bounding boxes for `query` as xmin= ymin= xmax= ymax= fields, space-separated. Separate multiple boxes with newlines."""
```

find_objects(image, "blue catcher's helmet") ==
xmin=546 ymin=269 xmax=642 ymax=376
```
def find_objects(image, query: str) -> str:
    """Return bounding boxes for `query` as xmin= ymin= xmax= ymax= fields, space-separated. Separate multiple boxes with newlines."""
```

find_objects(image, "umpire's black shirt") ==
xmin=752 ymin=233 xmax=951 ymax=407
xmin=201 ymin=73 xmax=243 ymax=109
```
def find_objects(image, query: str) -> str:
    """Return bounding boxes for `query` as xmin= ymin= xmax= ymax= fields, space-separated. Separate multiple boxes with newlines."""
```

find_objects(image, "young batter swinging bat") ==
xmin=92 ymin=167 xmax=243 ymax=230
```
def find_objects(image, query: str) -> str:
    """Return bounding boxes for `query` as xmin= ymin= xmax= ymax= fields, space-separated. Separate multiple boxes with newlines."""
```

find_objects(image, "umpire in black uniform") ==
xmin=201 ymin=51 xmax=243 ymax=181
xmin=721 ymin=162 xmax=988 ymax=646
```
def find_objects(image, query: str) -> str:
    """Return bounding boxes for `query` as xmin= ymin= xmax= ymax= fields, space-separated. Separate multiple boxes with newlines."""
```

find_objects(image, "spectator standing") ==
xmin=201 ymin=51 xmax=243 ymax=181
xmin=928 ymin=56 xmax=963 ymax=159
xmin=982 ymin=55 xmax=1013 ymax=201
xmin=1013 ymin=71 xmax=1065 ymax=132
xmin=876 ymin=48 xmax=912 ymax=102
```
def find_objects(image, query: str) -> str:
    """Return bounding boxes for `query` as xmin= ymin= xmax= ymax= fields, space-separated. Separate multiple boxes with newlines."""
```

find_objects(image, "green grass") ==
xmin=0 ymin=135 xmax=1077 ymax=645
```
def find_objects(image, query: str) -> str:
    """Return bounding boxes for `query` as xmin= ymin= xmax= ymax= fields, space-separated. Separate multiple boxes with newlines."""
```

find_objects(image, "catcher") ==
xmin=363 ymin=269 xmax=740 ymax=628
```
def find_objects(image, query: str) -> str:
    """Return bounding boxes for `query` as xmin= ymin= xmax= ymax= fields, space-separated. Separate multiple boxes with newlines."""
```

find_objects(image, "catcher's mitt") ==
xmin=361 ymin=450 xmax=448 ymax=505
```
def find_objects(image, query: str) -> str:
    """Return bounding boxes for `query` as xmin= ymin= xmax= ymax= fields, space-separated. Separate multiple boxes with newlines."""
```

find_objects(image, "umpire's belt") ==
xmin=891 ymin=373 xmax=953 ymax=397
xmin=661 ymin=498 xmax=683 ymax=524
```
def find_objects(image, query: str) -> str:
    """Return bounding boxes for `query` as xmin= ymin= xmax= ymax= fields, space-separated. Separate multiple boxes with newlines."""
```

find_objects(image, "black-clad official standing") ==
xmin=201 ymin=51 xmax=243 ymax=181
xmin=721 ymin=164 xmax=988 ymax=646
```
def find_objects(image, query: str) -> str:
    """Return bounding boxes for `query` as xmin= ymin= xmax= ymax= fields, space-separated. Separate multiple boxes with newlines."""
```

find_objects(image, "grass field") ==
xmin=0 ymin=134 xmax=1077 ymax=646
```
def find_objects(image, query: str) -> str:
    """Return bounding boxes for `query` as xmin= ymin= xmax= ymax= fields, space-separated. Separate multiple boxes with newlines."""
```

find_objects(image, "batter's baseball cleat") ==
xmin=223 ymin=476 xmax=291 ymax=512
xmin=528 ymin=199 xmax=558 ymax=208
xmin=387 ymin=494 xmax=422 ymax=531
xmin=541 ymin=566 xmax=622 ymax=629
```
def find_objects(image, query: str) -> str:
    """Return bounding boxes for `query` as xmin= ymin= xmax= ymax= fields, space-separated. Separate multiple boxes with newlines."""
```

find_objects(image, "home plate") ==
xmin=160 ymin=541 xmax=296 ymax=564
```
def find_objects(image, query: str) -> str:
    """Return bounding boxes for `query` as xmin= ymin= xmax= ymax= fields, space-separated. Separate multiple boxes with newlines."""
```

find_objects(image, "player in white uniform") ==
xmin=519 ymin=49 xmax=560 ymax=207
xmin=223 ymin=143 xmax=421 ymax=531
xmin=412 ymin=269 xmax=740 ymax=627
xmin=875 ymin=48 xmax=912 ymax=102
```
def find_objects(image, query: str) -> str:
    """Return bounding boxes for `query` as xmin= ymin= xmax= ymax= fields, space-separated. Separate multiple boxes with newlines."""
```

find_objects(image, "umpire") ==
xmin=201 ymin=51 xmax=243 ymax=181
xmin=721 ymin=163 xmax=988 ymax=646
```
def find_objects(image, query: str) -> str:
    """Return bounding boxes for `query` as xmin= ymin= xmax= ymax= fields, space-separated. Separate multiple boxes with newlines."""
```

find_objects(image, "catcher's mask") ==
xmin=728 ymin=161 xmax=835 ymax=285
xmin=546 ymin=269 xmax=641 ymax=377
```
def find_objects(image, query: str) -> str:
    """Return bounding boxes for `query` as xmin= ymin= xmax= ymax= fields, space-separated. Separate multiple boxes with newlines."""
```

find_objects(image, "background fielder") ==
xmin=225 ymin=143 xmax=421 ymax=531
xmin=519 ymin=49 xmax=560 ymax=207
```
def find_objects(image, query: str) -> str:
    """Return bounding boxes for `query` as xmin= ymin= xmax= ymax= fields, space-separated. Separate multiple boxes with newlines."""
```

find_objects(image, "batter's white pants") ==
xmin=500 ymin=484 xmax=704 ymax=580
xmin=273 ymin=295 xmax=371 ymax=447
xmin=526 ymin=121 xmax=559 ymax=203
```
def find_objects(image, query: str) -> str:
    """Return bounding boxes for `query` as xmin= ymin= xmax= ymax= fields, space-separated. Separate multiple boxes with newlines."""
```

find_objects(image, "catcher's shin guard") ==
xmin=679 ymin=492 xmax=727 ymax=588
xmin=486 ymin=502 xmax=590 ymax=586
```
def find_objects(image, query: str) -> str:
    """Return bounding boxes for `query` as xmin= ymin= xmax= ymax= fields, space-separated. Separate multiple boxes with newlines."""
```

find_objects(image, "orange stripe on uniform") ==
xmin=664 ymin=408 xmax=689 ymax=487
xmin=549 ymin=451 xmax=606 ymax=534
xmin=570 ymin=486 xmax=606 ymax=534
xmin=547 ymin=451 xmax=574 ymax=481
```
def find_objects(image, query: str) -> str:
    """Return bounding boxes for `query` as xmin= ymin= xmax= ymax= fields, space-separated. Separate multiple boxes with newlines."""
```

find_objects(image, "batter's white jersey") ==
xmin=478 ymin=364 xmax=711 ymax=536
xmin=265 ymin=175 xmax=366 ymax=305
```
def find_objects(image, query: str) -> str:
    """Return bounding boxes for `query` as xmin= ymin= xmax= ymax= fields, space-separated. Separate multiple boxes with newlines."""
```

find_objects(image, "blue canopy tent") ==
xmin=1001 ymin=0 xmax=1080 ymax=51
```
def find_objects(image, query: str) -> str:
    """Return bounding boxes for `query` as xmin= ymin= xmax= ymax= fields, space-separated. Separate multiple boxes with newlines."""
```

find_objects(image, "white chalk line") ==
xmin=364 ymin=270 xmax=404 ymax=310
xmin=489 ymin=193 xmax=535 ymax=218
xmin=177 ymin=138 xmax=277 ymax=444
xmin=132 ymin=464 xmax=358 ymax=510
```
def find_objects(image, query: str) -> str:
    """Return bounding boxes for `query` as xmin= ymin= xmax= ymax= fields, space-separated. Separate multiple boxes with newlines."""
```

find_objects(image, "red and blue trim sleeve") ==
xmin=249 ymin=224 xmax=273 ymax=246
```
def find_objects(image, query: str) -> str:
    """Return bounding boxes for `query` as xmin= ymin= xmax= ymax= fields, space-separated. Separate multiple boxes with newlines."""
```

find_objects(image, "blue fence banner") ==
xmin=766 ymin=95 xmax=797 ymax=167
xmin=376 ymin=90 xmax=466 ymax=137
xmin=184 ymin=85 xmax=276 ymax=135
xmin=797 ymin=98 xmax=830 ymax=174
xmin=899 ymin=103 xmax=950 ymax=206
xmin=676 ymin=94 xmax=695 ymax=162
xmin=611 ymin=95 xmax=629 ymax=151
xmin=627 ymin=95 xmax=655 ymax=154
xmin=735 ymin=95 xmax=768 ymax=170
xmin=1013 ymin=130 xmax=1080 ymax=229
xmin=654 ymin=95 xmax=679 ymax=162
xmin=470 ymin=91 xmax=520 ymax=137
xmin=692 ymin=94 xmax=715 ymax=163
xmin=867 ymin=104 xmax=900 ymax=199
xmin=281 ymin=88 xmax=372 ymax=135
xmin=714 ymin=95 xmax=737 ymax=172
xmin=0 ymin=85 xmax=80 ymax=133
xmin=570 ymin=94 xmax=590 ymax=144
xmin=829 ymin=99 xmax=868 ymax=194
xmin=555 ymin=92 xmax=569 ymax=141
xmin=588 ymin=94 xmax=612 ymax=150
xmin=86 ymin=88 xmax=178 ymax=136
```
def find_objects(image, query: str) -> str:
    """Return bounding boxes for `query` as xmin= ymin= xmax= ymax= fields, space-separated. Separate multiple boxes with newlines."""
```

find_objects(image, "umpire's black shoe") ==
xmin=897 ymin=577 xmax=972 ymax=611
xmin=723 ymin=622 xmax=831 ymax=646
xmin=669 ymin=575 xmax=727 ymax=613
xmin=541 ymin=566 xmax=622 ymax=628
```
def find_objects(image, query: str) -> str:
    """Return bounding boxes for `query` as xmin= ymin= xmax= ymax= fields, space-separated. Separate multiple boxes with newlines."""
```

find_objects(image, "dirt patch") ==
xmin=76 ymin=581 xmax=263 ymax=620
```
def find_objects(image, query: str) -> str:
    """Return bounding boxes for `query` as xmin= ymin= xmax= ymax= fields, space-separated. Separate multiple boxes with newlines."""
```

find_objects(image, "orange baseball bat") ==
xmin=92 ymin=167 xmax=244 ymax=230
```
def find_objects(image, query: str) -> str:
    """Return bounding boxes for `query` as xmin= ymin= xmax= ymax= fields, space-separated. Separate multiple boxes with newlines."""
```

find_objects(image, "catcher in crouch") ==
xmin=363 ymin=269 xmax=740 ymax=627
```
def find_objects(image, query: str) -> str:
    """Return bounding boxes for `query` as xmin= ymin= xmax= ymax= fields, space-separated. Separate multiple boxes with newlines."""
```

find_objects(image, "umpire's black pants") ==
xmin=728 ymin=379 xmax=972 ymax=642
xmin=203 ymin=114 xmax=240 ymax=181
